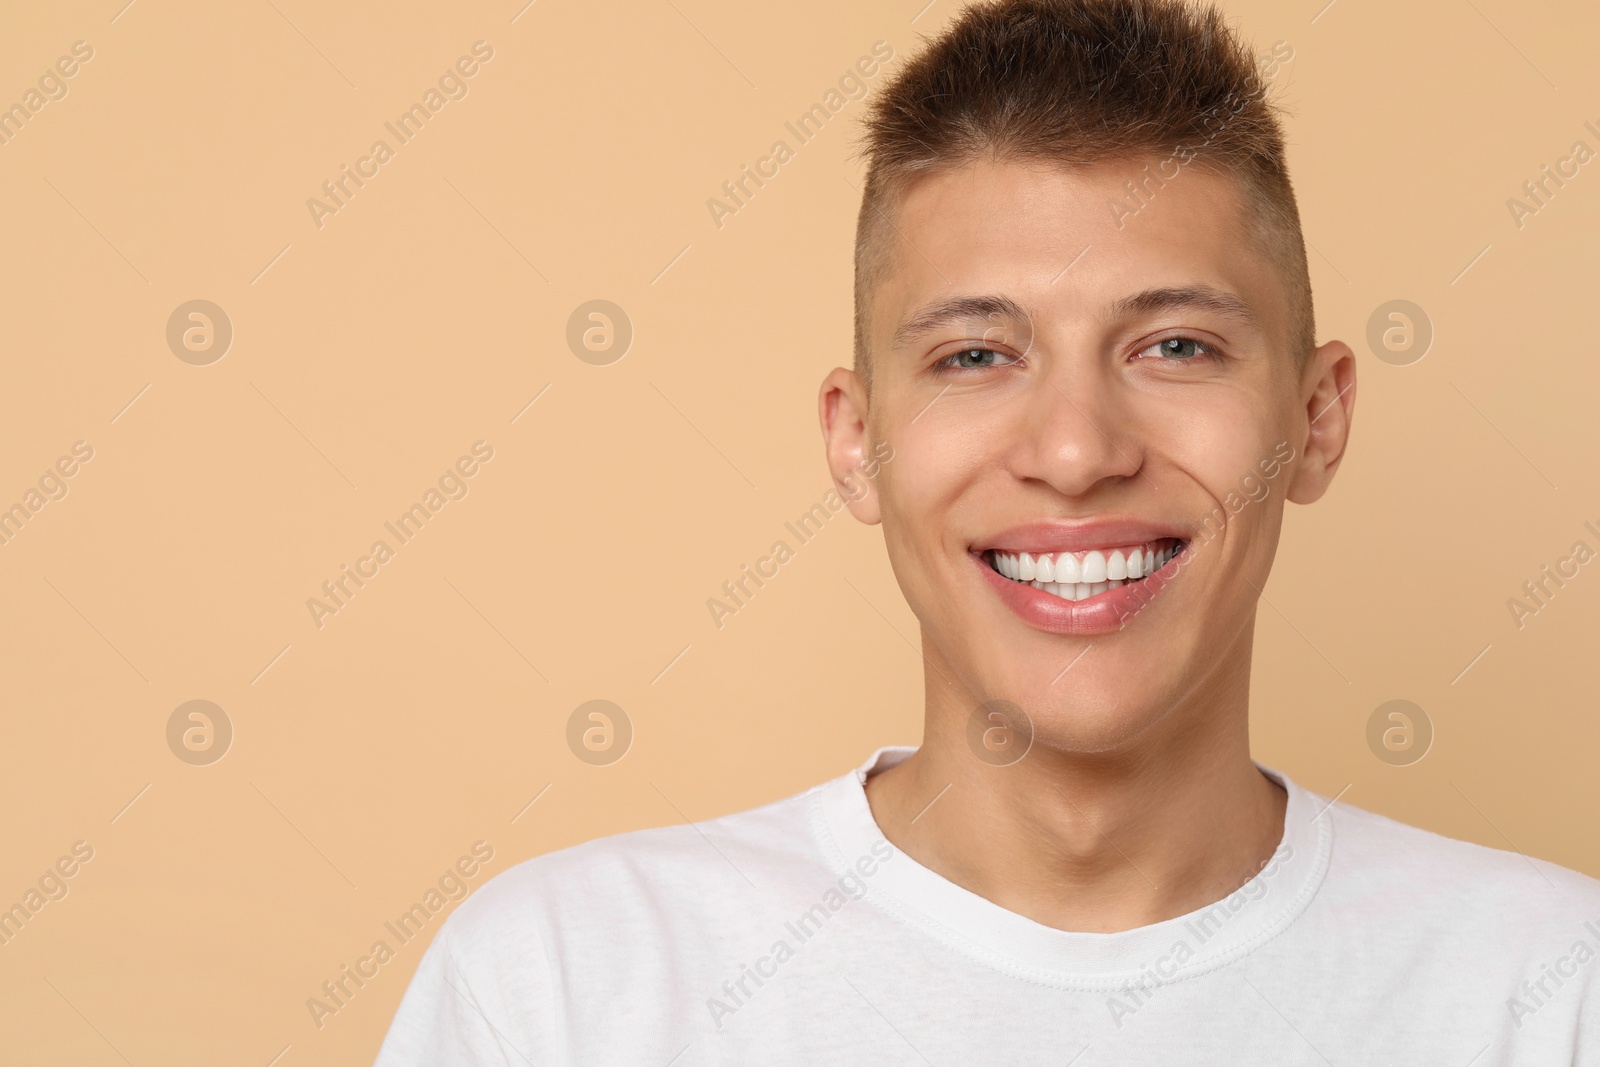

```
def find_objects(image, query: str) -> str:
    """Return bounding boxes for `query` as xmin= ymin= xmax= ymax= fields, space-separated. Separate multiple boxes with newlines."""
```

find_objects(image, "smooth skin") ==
xmin=818 ymin=157 xmax=1356 ymax=934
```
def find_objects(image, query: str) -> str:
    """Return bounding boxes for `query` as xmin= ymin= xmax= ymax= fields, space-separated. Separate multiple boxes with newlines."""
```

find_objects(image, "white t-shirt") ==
xmin=375 ymin=747 xmax=1600 ymax=1065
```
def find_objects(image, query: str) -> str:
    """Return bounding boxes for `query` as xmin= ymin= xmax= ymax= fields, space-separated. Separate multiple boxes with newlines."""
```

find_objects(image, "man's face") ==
xmin=831 ymin=157 xmax=1346 ymax=753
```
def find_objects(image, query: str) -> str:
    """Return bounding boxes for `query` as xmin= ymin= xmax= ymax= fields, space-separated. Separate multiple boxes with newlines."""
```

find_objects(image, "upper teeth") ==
xmin=990 ymin=542 xmax=1176 ymax=584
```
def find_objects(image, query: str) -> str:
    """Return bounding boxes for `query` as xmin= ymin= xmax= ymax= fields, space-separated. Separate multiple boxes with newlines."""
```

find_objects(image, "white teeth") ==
xmin=990 ymin=541 xmax=1183 ymax=597
xmin=1054 ymin=552 xmax=1080 ymax=583
xmin=1081 ymin=550 xmax=1107 ymax=583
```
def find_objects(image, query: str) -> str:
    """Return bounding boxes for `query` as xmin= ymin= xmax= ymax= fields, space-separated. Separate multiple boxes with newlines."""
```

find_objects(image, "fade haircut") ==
xmin=852 ymin=0 xmax=1314 ymax=386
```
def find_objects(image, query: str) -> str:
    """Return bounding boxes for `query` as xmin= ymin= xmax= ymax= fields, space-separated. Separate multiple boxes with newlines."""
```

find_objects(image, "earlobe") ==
xmin=818 ymin=367 xmax=883 ymax=524
xmin=1286 ymin=340 xmax=1357 ymax=505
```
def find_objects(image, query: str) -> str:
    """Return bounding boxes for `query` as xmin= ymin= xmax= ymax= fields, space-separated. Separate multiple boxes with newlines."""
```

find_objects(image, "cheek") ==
xmin=874 ymin=424 xmax=993 ymax=561
xmin=1148 ymin=391 xmax=1282 ymax=503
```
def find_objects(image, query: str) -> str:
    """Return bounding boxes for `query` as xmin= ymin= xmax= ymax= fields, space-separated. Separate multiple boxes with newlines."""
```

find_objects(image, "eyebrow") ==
xmin=891 ymin=295 xmax=1030 ymax=349
xmin=1108 ymin=285 xmax=1257 ymax=328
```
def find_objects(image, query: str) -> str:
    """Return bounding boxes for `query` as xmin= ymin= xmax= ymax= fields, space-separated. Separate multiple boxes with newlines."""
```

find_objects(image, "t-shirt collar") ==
xmin=810 ymin=745 xmax=1332 ymax=989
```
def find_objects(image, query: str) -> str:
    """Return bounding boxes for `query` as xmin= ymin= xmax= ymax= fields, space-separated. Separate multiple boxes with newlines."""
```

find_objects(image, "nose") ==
xmin=1005 ymin=363 xmax=1143 ymax=498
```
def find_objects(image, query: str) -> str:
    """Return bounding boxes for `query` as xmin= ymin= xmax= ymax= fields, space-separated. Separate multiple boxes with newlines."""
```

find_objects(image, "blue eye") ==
xmin=1142 ymin=337 xmax=1216 ymax=361
xmin=937 ymin=348 xmax=1019 ymax=371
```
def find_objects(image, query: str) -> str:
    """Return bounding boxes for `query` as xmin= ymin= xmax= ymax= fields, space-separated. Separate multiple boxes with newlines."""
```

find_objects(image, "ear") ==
xmin=1286 ymin=340 xmax=1357 ymax=505
xmin=818 ymin=366 xmax=883 ymax=524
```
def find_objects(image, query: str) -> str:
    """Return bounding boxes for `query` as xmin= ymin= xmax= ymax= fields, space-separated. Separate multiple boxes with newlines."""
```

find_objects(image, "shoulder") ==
xmin=441 ymin=777 xmax=834 ymax=964
xmin=1322 ymin=794 xmax=1600 ymax=936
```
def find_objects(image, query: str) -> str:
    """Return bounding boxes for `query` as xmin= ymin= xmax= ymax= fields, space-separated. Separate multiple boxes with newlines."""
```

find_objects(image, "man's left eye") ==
xmin=1140 ymin=337 xmax=1214 ymax=361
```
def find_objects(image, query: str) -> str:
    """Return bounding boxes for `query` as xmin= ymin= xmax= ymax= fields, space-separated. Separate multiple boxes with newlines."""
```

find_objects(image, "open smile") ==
xmin=986 ymin=539 xmax=1186 ymax=602
xmin=970 ymin=524 xmax=1192 ymax=635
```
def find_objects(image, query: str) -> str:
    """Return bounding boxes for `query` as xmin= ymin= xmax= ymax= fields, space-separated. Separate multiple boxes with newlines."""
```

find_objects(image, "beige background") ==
xmin=1 ymin=0 xmax=1596 ymax=1062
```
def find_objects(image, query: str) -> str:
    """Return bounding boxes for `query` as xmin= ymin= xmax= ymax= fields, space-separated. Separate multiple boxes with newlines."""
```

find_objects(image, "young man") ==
xmin=378 ymin=1 xmax=1600 ymax=1061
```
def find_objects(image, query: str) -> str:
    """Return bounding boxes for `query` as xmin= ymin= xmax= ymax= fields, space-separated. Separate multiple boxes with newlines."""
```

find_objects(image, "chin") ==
xmin=1016 ymin=679 xmax=1183 ymax=757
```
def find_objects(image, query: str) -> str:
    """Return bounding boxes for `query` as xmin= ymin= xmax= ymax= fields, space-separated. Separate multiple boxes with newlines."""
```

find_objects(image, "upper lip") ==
xmin=974 ymin=519 xmax=1188 ymax=555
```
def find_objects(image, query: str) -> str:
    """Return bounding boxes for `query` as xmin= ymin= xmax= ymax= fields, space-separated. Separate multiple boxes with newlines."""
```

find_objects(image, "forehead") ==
xmin=869 ymin=157 xmax=1289 ymax=350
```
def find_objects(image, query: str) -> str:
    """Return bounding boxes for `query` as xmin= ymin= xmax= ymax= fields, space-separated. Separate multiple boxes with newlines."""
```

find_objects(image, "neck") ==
xmin=863 ymin=629 xmax=1285 ymax=933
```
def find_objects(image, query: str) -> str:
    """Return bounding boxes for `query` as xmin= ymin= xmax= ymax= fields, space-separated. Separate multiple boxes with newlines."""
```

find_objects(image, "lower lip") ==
xmin=972 ymin=549 xmax=1183 ymax=635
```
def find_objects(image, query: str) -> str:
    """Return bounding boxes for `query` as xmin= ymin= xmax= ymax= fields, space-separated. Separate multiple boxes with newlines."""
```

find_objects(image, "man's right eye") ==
xmin=936 ymin=348 xmax=1020 ymax=371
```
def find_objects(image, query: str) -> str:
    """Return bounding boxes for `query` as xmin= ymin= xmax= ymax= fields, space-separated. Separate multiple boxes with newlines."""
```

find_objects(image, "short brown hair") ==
xmin=853 ymin=0 xmax=1313 ymax=383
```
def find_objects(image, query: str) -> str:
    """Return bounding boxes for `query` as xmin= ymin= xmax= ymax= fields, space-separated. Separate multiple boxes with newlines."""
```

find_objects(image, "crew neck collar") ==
xmin=810 ymin=745 xmax=1332 ymax=991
